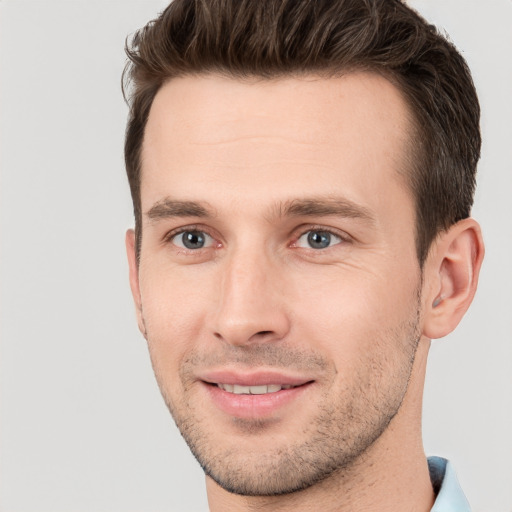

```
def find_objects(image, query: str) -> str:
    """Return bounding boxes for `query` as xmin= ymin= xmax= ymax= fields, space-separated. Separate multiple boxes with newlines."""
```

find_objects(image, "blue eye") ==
xmin=172 ymin=230 xmax=213 ymax=250
xmin=296 ymin=230 xmax=342 ymax=249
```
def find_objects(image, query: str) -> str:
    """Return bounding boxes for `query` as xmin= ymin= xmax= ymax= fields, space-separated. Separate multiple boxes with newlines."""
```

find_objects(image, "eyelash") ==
xmin=162 ymin=224 xmax=352 ymax=252
xmin=290 ymin=225 xmax=351 ymax=250
xmin=162 ymin=225 xmax=217 ymax=247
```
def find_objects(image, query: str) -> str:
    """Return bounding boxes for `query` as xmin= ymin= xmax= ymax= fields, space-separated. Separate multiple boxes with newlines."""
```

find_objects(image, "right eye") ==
xmin=295 ymin=230 xmax=343 ymax=250
xmin=171 ymin=230 xmax=214 ymax=250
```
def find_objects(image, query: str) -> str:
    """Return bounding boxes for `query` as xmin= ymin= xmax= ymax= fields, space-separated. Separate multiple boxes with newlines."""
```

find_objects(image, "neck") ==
xmin=206 ymin=339 xmax=434 ymax=512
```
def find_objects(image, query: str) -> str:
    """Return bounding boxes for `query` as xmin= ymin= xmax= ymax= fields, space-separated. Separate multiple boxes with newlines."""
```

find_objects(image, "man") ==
xmin=123 ymin=1 xmax=484 ymax=510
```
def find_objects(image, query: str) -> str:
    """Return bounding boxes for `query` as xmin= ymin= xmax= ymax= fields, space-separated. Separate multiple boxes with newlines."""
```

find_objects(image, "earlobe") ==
xmin=422 ymin=218 xmax=484 ymax=340
xmin=125 ymin=229 xmax=147 ymax=338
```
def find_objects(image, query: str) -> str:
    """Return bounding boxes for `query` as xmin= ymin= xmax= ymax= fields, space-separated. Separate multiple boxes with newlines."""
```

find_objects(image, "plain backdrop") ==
xmin=1 ymin=1 xmax=511 ymax=511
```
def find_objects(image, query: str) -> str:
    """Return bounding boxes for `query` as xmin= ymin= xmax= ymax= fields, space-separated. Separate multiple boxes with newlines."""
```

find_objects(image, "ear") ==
xmin=125 ymin=229 xmax=147 ymax=338
xmin=422 ymin=218 xmax=484 ymax=340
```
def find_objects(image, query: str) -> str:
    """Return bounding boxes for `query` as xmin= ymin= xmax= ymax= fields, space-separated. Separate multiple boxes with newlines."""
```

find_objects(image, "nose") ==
xmin=211 ymin=248 xmax=290 ymax=346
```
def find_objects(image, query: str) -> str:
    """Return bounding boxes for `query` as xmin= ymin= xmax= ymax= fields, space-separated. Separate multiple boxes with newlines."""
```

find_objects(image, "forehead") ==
xmin=141 ymin=72 xmax=414 ymax=215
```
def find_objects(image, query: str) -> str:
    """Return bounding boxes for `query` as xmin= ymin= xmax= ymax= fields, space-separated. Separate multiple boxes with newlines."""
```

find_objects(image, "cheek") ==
xmin=289 ymin=265 xmax=419 ymax=355
xmin=138 ymin=264 xmax=214 ymax=373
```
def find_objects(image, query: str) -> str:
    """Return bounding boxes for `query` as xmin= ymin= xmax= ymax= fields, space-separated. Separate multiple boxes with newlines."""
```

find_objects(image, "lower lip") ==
xmin=203 ymin=382 xmax=312 ymax=419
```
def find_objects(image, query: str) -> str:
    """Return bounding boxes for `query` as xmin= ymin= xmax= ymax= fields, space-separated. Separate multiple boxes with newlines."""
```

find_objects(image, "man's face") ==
xmin=129 ymin=73 xmax=424 ymax=495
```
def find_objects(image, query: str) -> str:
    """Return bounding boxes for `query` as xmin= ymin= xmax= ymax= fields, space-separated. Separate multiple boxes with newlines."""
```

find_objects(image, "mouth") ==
xmin=215 ymin=383 xmax=298 ymax=394
xmin=199 ymin=372 xmax=314 ymax=419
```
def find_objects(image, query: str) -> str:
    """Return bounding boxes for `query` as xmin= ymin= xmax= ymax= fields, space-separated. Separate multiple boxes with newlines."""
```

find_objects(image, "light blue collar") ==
xmin=429 ymin=456 xmax=471 ymax=511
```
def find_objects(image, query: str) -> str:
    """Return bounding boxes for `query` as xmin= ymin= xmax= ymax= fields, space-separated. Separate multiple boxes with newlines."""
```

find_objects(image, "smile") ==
xmin=216 ymin=383 xmax=296 ymax=394
xmin=199 ymin=370 xmax=315 ymax=418
xmin=203 ymin=378 xmax=314 ymax=419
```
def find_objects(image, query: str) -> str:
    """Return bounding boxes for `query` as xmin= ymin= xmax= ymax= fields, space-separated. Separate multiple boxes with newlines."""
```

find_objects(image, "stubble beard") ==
xmin=147 ymin=306 xmax=421 ymax=497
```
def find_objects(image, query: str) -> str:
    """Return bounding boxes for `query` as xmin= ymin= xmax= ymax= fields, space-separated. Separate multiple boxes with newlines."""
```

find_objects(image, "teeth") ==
xmin=217 ymin=383 xmax=294 ymax=394
xmin=246 ymin=385 xmax=267 ymax=395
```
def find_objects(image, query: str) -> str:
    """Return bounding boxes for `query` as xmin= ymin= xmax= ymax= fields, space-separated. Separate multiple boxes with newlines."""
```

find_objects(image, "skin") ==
xmin=126 ymin=73 xmax=484 ymax=511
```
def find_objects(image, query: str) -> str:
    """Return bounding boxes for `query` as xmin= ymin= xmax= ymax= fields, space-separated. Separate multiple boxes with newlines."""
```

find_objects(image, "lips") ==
xmin=201 ymin=369 xmax=311 ymax=387
xmin=199 ymin=370 xmax=314 ymax=419
xmin=216 ymin=383 xmax=296 ymax=394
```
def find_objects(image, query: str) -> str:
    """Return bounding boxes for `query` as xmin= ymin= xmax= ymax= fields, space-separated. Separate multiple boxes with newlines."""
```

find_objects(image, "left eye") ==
xmin=171 ymin=230 xmax=214 ymax=250
xmin=296 ymin=230 xmax=343 ymax=249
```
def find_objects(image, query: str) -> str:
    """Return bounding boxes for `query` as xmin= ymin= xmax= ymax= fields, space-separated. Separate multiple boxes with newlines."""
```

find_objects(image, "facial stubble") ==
xmin=144 ymin=296 xmax=422 ymax=498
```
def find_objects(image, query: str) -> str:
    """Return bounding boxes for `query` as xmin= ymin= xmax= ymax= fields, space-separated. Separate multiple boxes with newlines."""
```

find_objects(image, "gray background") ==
xmin=1 ymin=1 xmax=511 ymax=511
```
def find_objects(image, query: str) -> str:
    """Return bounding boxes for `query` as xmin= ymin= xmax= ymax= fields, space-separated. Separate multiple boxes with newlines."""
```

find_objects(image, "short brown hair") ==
xmin=123 ymin=0 xmax=481 ymax=266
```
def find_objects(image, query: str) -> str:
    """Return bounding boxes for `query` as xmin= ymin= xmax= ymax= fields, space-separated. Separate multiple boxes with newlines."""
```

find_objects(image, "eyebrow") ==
xmin=279 ymin=197 xmax=375 ymax=223
xmin=145 ymin=196 xmax=375 ymax=224
xmin=146 ymin=199 xmax=214 ymax=220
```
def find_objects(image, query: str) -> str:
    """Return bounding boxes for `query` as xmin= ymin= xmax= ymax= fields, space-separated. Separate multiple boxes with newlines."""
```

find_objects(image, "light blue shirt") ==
xmin=429 ymin=456 xmax=471 ymax=511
